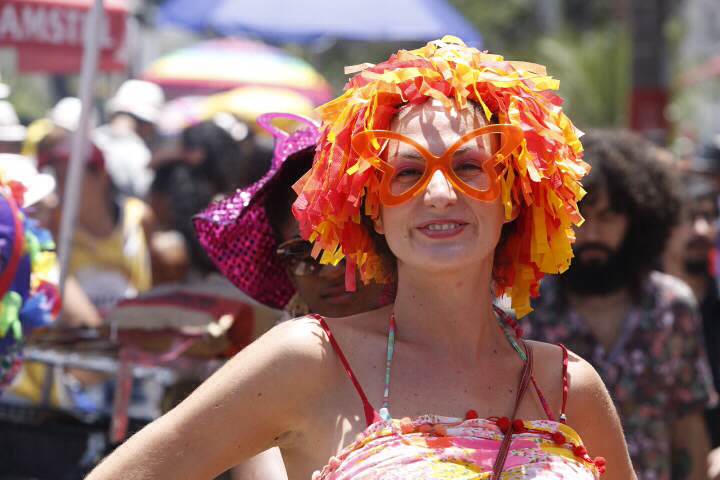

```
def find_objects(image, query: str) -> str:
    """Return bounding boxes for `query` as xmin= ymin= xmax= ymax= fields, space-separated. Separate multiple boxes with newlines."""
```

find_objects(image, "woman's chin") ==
xmin=400 ymin=249 xmax=488 ymax=274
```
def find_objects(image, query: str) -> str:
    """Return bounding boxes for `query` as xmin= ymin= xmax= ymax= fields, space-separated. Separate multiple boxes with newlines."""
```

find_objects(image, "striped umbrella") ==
xmin=141 ymin=38 xmax=332 ymax=105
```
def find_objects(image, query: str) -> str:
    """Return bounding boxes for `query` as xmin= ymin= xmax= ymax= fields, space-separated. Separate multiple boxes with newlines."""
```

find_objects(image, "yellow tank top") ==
xmin=69 ymin=197 xmax=151 ymax=314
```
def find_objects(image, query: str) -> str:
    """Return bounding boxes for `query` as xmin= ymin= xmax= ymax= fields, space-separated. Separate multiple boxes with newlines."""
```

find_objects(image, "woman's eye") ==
xmin=454 ymin=161 xmax=483 ymax=176
xmin=455 ymin=162 xmax=482 ymax=171
xmin=393 ymin=167 xmax=423 ymax=180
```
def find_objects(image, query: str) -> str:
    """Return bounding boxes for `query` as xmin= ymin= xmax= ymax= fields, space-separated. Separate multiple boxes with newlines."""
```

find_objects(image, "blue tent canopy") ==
xmin=156 ymin=0 xmax=226 ymax=32
xmin=157 ymin=0 xmax=482 ymax=47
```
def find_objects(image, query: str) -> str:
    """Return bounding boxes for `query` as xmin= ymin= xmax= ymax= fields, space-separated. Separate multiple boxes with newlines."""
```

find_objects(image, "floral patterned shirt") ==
xmin=525 ymin=271 xmax=715 ymax=480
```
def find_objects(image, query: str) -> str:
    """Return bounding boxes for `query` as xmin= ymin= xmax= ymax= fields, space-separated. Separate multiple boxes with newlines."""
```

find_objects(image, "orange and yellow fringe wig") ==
xmin=292 ymin=36 xmax=588 ymax=317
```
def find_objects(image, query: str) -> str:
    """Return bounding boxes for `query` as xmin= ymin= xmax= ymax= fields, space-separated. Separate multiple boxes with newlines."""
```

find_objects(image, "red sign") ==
xmin=630 ymin=87 xmax=669 ymax=139
xmin=0 ymin=0 xmax=128 ymax=73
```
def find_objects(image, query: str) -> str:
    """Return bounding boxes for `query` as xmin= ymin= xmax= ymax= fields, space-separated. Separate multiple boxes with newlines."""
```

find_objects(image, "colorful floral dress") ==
xmin=312 ymin=313 xmax=604 ymax=479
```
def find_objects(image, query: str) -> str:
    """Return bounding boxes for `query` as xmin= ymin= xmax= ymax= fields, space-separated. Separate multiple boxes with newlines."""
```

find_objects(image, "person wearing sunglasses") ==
xmin=88 ymin=37 xmax=635 ymax=480
xmin=270 ymin=164 xmax=389 ymax=319
xmin=200 ymin=112 xmax=386 ymax=479
xmin=193 ymin=112 xmax=388 ymax=320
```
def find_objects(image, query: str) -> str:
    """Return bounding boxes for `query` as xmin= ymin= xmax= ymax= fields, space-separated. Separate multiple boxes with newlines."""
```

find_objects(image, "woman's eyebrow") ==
xmin=392 ymin=144 xmax=484 ymax=160
xmin=452 ymin=145 xmax=477 ymax=157
xmin=393 ymin=147 xmax=424 ymax=160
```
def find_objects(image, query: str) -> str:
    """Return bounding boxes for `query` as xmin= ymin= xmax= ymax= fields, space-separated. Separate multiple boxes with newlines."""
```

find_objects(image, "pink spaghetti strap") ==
xmin=526 ymin=344 xmax=570 ymax=422
xmin=493 ymin=307 xmax=555 ymax=421
xmin=559 ymin=343 xmax=569 ymax=423
xmin=313 ymin=315 xmax=379 ymax=427
xmin=530 ymin=376 xmax=555 ymax=421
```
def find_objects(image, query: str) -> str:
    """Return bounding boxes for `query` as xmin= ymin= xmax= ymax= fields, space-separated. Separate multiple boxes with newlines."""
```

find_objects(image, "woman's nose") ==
xmin=423 ymin=170 xmax=457 ymax=209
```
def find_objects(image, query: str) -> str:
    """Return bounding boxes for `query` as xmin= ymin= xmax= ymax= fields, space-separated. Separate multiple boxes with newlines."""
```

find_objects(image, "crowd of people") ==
xmin=0 ymin=77 xmax=278 ymax=476
xmin=1 ymin=36 xmax=720 ymax=479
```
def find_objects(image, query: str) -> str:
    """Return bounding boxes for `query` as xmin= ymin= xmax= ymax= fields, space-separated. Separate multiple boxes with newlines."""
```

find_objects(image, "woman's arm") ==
xmin=565 ymin=352 xmax=637 ymax=480
xmin=231 ymin=448 xmax=288 ymax=480
xmin=87 ymin=317 xmax=326 ymax=480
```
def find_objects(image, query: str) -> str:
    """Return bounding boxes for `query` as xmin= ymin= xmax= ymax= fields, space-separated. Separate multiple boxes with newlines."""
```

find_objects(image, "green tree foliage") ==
xmin=448 ymin=0 xmax=536 ymax=54
xmin=450 ymin=0 xmax=630 ymax=128
xmin=535 ymin=28 xmax=631 ymax=128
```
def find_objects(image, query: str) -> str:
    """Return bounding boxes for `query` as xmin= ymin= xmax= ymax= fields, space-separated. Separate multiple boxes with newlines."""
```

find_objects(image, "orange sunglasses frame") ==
xmin=351 ymin=124 xmax=523 ymax=206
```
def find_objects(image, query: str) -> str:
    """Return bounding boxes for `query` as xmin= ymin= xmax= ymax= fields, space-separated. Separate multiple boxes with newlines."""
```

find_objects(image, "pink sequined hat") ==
xmin=194 ymin=113 xmax=320 ymax=309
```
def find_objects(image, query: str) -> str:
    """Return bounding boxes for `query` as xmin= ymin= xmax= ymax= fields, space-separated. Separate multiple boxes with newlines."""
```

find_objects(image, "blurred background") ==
xmin=1 ymin=0 xmax=720 ymax=478
xmin=2 ymin=0 xmax=719 ymax=146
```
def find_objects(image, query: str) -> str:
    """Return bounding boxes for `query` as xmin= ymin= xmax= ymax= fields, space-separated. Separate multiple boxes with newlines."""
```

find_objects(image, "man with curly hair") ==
xmin=526 ymin=129 xmax=715 ymax=480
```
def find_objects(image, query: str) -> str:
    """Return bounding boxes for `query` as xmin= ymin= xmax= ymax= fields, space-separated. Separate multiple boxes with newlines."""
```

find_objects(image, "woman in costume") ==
xmin=196 ymin=112 xmax=387 ymax=320
xmin=89 ymin=37 xmax=635 ymax=479
xmin=195 ymin=113 xmax=387 ymax=479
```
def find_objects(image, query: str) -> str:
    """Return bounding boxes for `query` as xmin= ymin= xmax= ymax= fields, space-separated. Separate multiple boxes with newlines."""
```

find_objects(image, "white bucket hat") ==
xmin=49 ymin=97 xmax=82 ymax=132
xmin=0 ymin=101 xmax=26 ymax=142
xmin=106 ymin=80 xmax=165 ymax=124
xmin=48 ymin=97 xmax=98 ymax=133
xmin=0 ymin=154 xmax=55 ymax=207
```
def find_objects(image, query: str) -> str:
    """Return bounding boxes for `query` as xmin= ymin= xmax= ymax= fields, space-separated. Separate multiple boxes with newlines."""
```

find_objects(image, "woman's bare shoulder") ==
xmin=523 ymin=340 xmax=564 ymax=383
xmin=523 ymin=340 xmax=604 ymax=395
xmin=193 ymin=316 xmax=343 ymax=428
xmin=85 ymin=316 xmax=340 ymax=479
xmin=304 ymin=306 xmax=393 ymax=344
xmin=541 ymin=346 xmax=624 ymax=446
xmin=235 ymin=315 xmax=342 ymax=387
xmin=258 ymin=315 xmax=330 ymax=359
xmin=562 ymin=348 xmax=610 ymax=404
xmin=163 ymin=315 xmax=342 ymax=436
xmin=246 ymin=307 xmax=389 ymax=379
xmin=524 ymin=340 xmax=612 ymax=416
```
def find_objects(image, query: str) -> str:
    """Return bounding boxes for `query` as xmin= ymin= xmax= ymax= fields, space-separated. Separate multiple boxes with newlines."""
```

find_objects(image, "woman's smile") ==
xmin=416 ymin=219 xmax=469 ymax=239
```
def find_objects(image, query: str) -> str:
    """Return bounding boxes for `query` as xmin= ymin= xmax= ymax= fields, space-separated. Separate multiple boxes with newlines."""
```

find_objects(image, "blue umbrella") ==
xmin=156 ymin=0 xmax=226 ymax=32
xmin=157 ymin=0 xmax=482 ymax=47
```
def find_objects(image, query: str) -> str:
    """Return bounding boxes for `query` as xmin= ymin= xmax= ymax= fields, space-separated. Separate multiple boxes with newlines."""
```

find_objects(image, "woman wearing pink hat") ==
xmin=195 ymin=112 xmax=387 ymax=320
xmin=89 ymin=38 xmax=635 ymax=479
xmin=193 ymin=112 xmax=387 ymax=479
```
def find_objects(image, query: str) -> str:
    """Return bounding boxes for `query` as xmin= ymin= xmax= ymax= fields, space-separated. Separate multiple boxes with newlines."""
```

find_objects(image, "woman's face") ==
xmin=280 ymin=221 xmax=385 ymax=318
xmin=379 ymin=99 xmax=505 ymax=274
